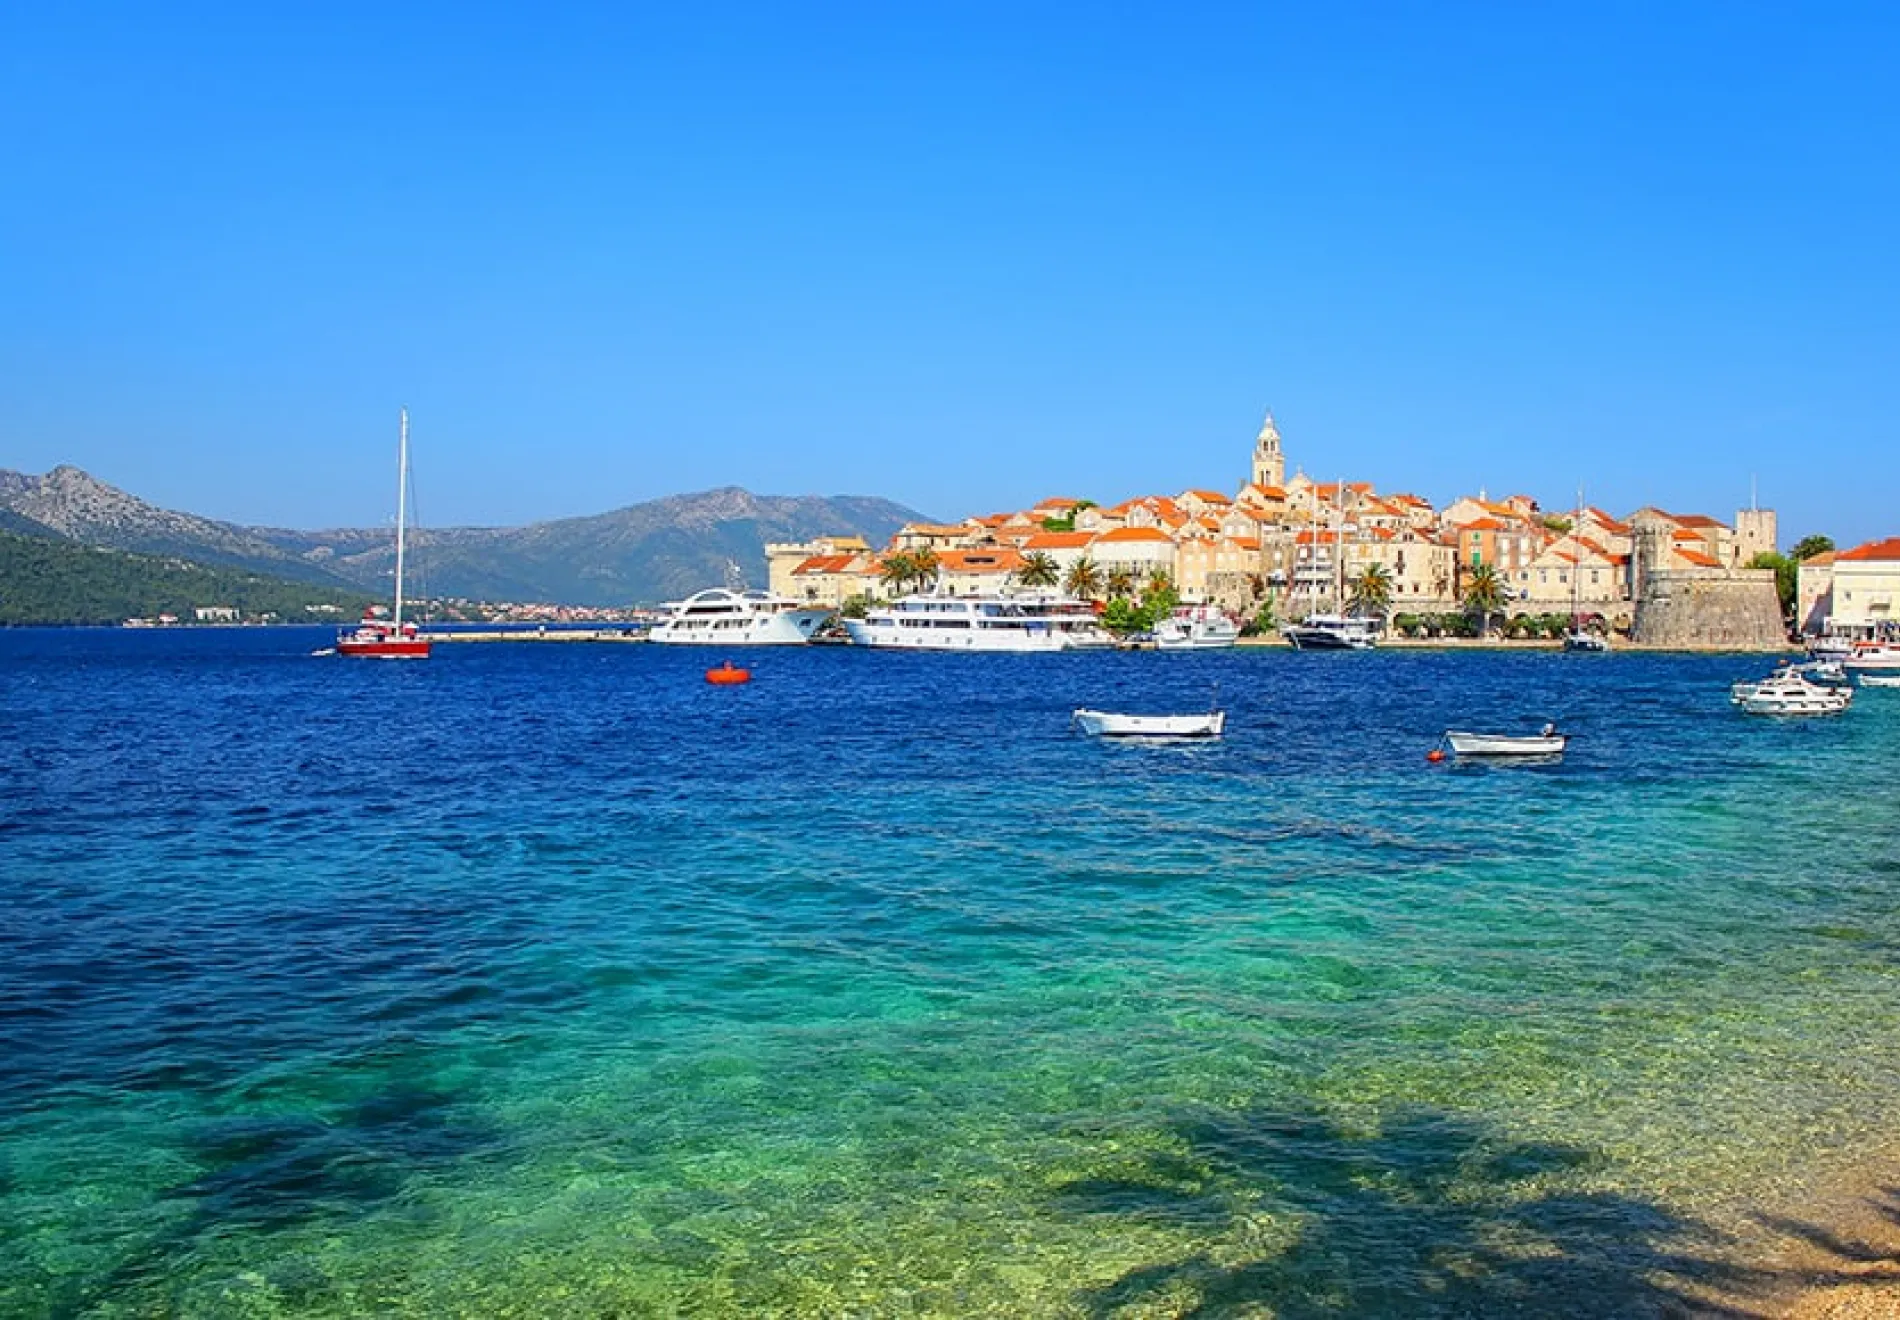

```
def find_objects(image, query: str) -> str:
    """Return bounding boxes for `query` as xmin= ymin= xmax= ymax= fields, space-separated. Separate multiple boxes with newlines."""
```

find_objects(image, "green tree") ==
xmin=1101 ymin=596 xmax=1153 ymax=635
xmin=877 ymin=551 xmax=915 ymax=598
xmin=1748 ymin=551 xmax=1797 ymax=617
xmin=1017 ymin=551 xmax=1060 ymax=589
xmin=1347 ymin=563 xmax=1394 ymax=619
xmin=1064 ymin=556 xmax=1103 ymax=601
xmin=907 ymin=548 xmax=941 ymax=593
xmin=839 ymin=593 xmax=872 ymax=619
xmin=1792 ymin=535 xmax=1835 ymax=562
xmin=1462 ymin=563 xmax=1508 ymax=636
xmin=1141 ymin=571 xmax=1178 ymax=617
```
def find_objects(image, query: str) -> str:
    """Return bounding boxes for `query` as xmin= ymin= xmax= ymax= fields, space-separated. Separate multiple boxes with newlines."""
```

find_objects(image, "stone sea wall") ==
xmin=1630 ymin=567 xmax=1786 ymax=650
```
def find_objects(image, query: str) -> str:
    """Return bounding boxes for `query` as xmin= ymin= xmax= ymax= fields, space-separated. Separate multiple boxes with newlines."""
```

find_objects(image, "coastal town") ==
xmin=766 ymin=414 xmax=1896 ymax=647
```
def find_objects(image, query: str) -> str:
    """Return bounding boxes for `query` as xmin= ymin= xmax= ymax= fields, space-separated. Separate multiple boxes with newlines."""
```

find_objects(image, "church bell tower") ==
xmin=1251 ymin=411 xmax=1286 ymax=490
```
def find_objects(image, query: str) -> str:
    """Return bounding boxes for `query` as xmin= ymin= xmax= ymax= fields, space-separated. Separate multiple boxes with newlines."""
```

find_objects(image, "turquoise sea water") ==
xmin=3 ymin=629 xmax=1898 ymax=1316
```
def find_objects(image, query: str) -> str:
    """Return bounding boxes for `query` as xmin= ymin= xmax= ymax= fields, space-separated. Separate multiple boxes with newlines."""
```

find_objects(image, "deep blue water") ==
xmin=3 ymin=628 xmax=1898 ymax=1316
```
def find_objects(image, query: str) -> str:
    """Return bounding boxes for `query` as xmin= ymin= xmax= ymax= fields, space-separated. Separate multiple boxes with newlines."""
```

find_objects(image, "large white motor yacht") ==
xmin=1282 ymin=614 xmax=1379 ymax=651
xmin=1154 ymin=604 xmax=1240 ymax=650
xmin=649 ymin=588 xmax=831 ymax=646
xmin=842 ymin=594 xmax=1116 ymax=652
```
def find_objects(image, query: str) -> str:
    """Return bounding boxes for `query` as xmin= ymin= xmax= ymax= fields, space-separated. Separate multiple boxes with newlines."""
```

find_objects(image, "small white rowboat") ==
xmin=1860 ymin=673 xmax=1900 ymax=689
xmin=1073 ymin=709 xmax=1227 ymax=739
xmin=1444 ymin=728 xmax=1568 ymax=757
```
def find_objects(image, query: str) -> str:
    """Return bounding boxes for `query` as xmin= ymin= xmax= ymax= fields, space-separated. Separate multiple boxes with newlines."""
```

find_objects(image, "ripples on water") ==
xmin=2 ymin=629 xmax=1898 ymax=1315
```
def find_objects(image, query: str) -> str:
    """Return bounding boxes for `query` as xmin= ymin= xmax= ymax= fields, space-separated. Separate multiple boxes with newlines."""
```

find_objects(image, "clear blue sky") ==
xmin=3 ymin=3 xmax=1895 ymax=545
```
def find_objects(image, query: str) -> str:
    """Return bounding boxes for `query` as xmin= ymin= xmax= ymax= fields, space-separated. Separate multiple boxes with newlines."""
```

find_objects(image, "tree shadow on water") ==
xmin=1748 ymin=1185 xmax=1900 ymax=1295
xmin=1058 ymin=1103 xmax=1780 ymax=1318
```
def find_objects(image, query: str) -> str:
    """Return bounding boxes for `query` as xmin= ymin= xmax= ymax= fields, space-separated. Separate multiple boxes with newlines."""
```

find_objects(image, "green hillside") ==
xmin=0 ymin=530 xmax=374 ymax=625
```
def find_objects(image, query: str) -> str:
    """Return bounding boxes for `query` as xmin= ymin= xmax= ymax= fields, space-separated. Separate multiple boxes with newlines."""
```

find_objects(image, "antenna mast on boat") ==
xmin=394 ymin=408 xmax=409 ymax=631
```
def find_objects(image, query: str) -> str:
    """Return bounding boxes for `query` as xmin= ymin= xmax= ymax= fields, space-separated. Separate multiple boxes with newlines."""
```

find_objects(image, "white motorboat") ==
xmin=843 ymin=594 xmax=1115 ymax=652
xmin=1842 ymin=642 xmax=1900 ymax=672
xmin=1154 ymin=604 xmax=1239 ymax=650
xmin=649 ymin=588 xmax=831 ymax=645
xmin=1283 ymin=614 xmax=1379 ymax=650
xmin=1444 ymin=726 xmax=1568 ymax=757
xmin=1073 ymin=708 xmax=1226 ymax=738
xmin=1562 ymin=629 xmax=1610 ymax=653
xmin=1736 ymin=670 xmax=1853 ymax=716
xmin=1731 ymin=661 xmax=1847 ymax=704
xmin=1858 ymin=673 xmax=1900 ymax=689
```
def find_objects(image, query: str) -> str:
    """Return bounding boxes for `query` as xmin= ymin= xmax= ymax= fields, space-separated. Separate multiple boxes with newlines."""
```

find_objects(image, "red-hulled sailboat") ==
xmin=336 ymin=408 xmax=431 ymax=659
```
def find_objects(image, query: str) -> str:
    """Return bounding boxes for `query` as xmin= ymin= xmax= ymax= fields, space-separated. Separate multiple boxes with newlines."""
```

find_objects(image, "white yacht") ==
xmin=1733 ymin=668 xmax=1853 ymax=716
xmin=1155 ymin=604 xmax=1240 ymax=650
xmin=649 ymin=588 xmax=831 ymax=646
xmin=842 ymin=594 xmax=1116 ymax=652
xmin=1283 ymin=614 xmax=1379 ymax=651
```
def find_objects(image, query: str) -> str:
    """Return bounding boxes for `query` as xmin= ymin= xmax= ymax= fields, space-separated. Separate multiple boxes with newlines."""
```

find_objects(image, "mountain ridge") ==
xmin=0 ymin=467 xmax=928 ymax=607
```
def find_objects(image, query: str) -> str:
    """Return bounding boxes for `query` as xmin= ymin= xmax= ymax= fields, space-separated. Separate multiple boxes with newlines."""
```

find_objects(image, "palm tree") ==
xmin=1105 ymin=566 xmax=1136 ymax=599
xmin=1064 ymin=556 xmax=1103 ymax=601
xmin=1347 ymin=563 xmax=1394 ymax=620
xmin=1462 ymin=563 xmax=1507 ymax=636
xmin=1017 ymin=551 xmax=1060 ymax=590
xmin=877 ymin=551 xmax=915 ymax=599
xmin=907 ymin=548 xmax=940 ymax=594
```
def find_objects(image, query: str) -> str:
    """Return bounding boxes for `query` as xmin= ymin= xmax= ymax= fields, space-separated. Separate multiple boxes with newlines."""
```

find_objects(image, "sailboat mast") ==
xmin=1571 ymin=485 xmax=1583 ymax=625
xmin=393 ymin=408 xmax=408 ymax=630
xmin=1332 ymin=477 xmax=1344 ymax=614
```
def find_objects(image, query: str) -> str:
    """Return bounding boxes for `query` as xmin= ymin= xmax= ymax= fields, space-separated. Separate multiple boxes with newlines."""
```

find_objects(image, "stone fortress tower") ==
xmin=1733 ymin=506 xmax=1777 ymax=567
xmin=1630 ymin=503 xmax=1786 ymax=649
xmin=1251 ymin=412 xmax=1286 ymax=490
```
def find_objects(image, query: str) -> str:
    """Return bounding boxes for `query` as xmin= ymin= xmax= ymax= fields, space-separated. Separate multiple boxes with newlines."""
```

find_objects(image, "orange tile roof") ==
xmin=1839 ymin=537 xmax=1900 ymax=562
xmin=1096 ymin=526 xmax=1173 ymax=544
xmin=1022 ymin=531 xmax=1094 ymax=550
xmin=1677 ymin=549 xmax=1723 ymax=568
xmin=1242 ymin=483 xmax=1287 ymax=499
xmin=1184 ymin=488 xmax=1231 ymax=503
xmin=935 ymin=549 xmax=1024 ymax=574
xmin=1462 ymin=517 xmax=1507 ymax=531
xmin=1227 ymin=536 xmax=1261 ymax=550
xmin=1674 ymin=514 xmax=1725 ymax=529
xmin=1802 ymin=550 xmax=1838 ymax=567
xmin=792 ymin=554 xmax=856 ymax=574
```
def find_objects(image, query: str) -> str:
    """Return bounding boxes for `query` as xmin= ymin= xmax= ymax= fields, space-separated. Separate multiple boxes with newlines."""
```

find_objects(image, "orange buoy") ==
xmin=1425 ymin=748 xmax=1447 ymax=763
xmin=706 ymin=661 xmax=751 ymax=685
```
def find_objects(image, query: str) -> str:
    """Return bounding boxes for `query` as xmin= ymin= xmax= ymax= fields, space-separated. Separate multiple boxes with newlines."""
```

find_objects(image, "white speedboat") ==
xmin=1445 ymin=726 xmax=1568 ymax=757
xmin=843 ymin=594 xmax=1115 ymax=652
xmin=1736 ymin=670 xmax=1853 ymax=716
xmin=1842 ymin=642 xmax=1900 ymax=672
xmin=1731 ymin=661 xmax=1846 ymax=704
xmin=1562 ymin=629 xmax=1610 ymax=653
xmin=649 ymin=588 xmax=831 ymax=645
xmin=1154 ymin=605 xmax=1239 ymax=650
xmin=1073 ymin=708 xmax=1226 ymax=738
xmin=1861 ymin=673 xmax=1900 ymax=688
xmin=1283 ymin=614 xmax=1378 ymax=650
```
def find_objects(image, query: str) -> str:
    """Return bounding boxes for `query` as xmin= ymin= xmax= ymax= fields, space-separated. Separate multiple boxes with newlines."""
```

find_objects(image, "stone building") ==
xmin=1628 ymin=522 xmax=1785 ymax=650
